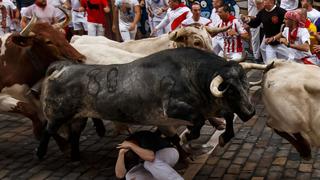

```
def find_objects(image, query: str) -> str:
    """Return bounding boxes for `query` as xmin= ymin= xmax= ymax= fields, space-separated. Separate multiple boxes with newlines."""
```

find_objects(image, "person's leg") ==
xmin=276 ymin=44 xmax=292 ymax=60
xmin=260 ymin=37 xmax=267 ymax=63
xmin=250 ymin=27 xmax=261 ymax=60
xmin=229 ymin=52 xmax=245 ymax=62
xmin=155 ymin=147 xmax=179 ymax=167
xmin=144 ymin=148 xmax=183 ymax=180
xmin=87 ymin=22 xmax=97 ymax=36
xmin=97 ymin=24 xmax=105 ymax=36
xmin=119 ymin=22 xmax=131 ymax=41
xmin=126 ymin=164 xmax=155 ymax=180
xmin=265 ymin=45 xmax=277 ymax=63
xmin=129 ymin=26 xmax=138 ymax=40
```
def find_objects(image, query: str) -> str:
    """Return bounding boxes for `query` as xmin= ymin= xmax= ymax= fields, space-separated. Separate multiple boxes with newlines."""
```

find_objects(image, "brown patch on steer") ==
xmin=10 ymin=102 xmax=43 ymax=139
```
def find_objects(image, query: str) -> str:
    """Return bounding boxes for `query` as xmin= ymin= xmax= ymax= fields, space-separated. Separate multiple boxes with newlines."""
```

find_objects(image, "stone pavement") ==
xmin=193 ymin=74 xmax=320 ymax=180
xmin=0 ymin=109 xmax=214 ymax=179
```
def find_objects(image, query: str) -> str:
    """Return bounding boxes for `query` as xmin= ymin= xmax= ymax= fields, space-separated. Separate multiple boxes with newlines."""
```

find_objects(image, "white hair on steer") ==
xmin=0 ymin=84 xmax=30 ymax=112
xmin=0 ymin=33 xmax=12 ymax=56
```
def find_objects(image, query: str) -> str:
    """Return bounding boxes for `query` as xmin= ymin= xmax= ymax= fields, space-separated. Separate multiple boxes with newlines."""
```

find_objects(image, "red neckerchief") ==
xmin=305 ymin=19 xmax=311 ymax=28
xmin=172 ymin=3 xmax=186 ymax=10
xmin=288 ymin=27 xmax=298 ymax=44
xmin=222 ymin=15 xmax=235 ymax=26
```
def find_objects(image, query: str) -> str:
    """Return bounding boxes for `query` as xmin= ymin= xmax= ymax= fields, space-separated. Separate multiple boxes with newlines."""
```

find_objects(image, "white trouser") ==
xmin=119 ymin=22 xmax=137 ymax=42
xmin=126 ymin=148 xmax=183 ymax=180
xmin=87 ymin=22 xmax=104 ymax=36
xmin=250 ymin=27 xmax=261 ymax=59
xmin=260 ymin=37 xmax=289 ymax=64
xmin=212 ymin=35 xmax=224 ymax=57
xmin=72 ymin=11 xmax=88 ymax=31
xmin=225 ymin=52 xmax=245 ymax=62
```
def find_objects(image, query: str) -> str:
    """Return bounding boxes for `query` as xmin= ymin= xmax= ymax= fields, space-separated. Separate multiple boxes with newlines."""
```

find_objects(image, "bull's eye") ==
xmin=45 ymin=39 xmax=53 ymax=44
xmin=194 ymin=41 xmax=201 ymax=46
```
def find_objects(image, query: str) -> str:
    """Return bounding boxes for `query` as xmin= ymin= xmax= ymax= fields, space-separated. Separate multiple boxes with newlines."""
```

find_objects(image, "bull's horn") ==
xmin=52 ymin=7 xmax=70 ymax=29
xmin=20 ymin=14 xmax=37 ymax=37
xmin=239 ymin=62 xmax=268 ymax=70
xmin=249 ymin=79 xmax=263 ymax=87
xmin=210 ymin=75 xmax=225 ymax=98
xmin=205 ymin=25 xmax=231 ymax=35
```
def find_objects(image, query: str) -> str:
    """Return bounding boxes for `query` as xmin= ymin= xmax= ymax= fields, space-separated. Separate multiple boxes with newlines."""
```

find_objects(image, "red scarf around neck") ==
xmin=288 ymin=27 xmax=299 ymax=43
xmin=223 ymin=15 xmax=235 ymax=23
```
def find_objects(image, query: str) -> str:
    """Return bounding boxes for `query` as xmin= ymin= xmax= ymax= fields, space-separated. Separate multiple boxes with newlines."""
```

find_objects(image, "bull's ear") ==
xmin=169 ymin=30 xmax=186 ymax=42
xmin=11 ymin=35 xmax=34 ymax=47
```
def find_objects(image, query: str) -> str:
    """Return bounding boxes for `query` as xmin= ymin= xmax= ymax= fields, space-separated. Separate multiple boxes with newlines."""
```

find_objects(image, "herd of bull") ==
xmin=0 ymin=13 xmax=319 ymax=167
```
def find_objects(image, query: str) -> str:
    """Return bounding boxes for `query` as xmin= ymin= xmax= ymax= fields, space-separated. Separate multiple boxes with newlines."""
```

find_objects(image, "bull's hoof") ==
xmin=35 ymin=147 xmax=46 ymax=160
xmin=218 ymin=135 xmax=226 ymax=147
xmin=71 ymin=154 xmax=81 ymax=162
xmin=95 ymin=124 xmax=106 ymax=138
xmin=301 ymin=154 xmax=312 ymax=161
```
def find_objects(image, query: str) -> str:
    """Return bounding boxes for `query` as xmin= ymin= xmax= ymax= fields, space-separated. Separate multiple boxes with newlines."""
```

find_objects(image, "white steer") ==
xmin=262 ymin=60 xmax=320 ymax=160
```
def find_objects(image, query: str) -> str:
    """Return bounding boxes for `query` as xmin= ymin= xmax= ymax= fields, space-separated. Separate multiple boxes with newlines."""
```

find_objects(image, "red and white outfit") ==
xmin=155 ymin=3 xmax=192 ymax=32
xmin=282 ymin=27 xmax=319 ymax=65
xmin=181 ymin=16 xmax=212 ymax=27
xmin=218 ymin=15 xmax=247 ymax=61
xmin=81 ymin=0 xmax=108 ymax=36
xmin=70 ymin=0 xmax=88 ymax=31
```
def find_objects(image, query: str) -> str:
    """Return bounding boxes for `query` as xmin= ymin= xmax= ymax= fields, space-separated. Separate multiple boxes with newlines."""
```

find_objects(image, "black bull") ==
xmin=37 ymin=47 xmax=261 ymax=159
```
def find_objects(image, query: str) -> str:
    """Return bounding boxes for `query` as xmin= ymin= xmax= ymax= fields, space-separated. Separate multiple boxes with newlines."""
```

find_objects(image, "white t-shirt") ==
xmin=280 ymin=0 xmax=299 ymax=11
xmin=48 ymin=0 xmax=67 ymax=20
xmin=115 ymin=0 xmax=139 ymax=27
xmin=0 ymin=0 xmax=17 ymax=27
xmin=146 ymin=0 xmax=167 ymax=22
xmin=23 ymin=4 xmax=59 ymax=24
xmin=307 ymin=8 xmax=320 ymax=23
xmin=282 ymin=27 xmax=312 ymax=59
xmin=210 ymin=8 xmax=221 ymax=28
xmin=181 ymin=17 xmax=212 ymax=27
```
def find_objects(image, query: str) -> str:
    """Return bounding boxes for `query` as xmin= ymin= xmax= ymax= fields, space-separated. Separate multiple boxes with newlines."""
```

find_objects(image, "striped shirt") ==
xmin=218 ymin=17 xmax=246 ymax=53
